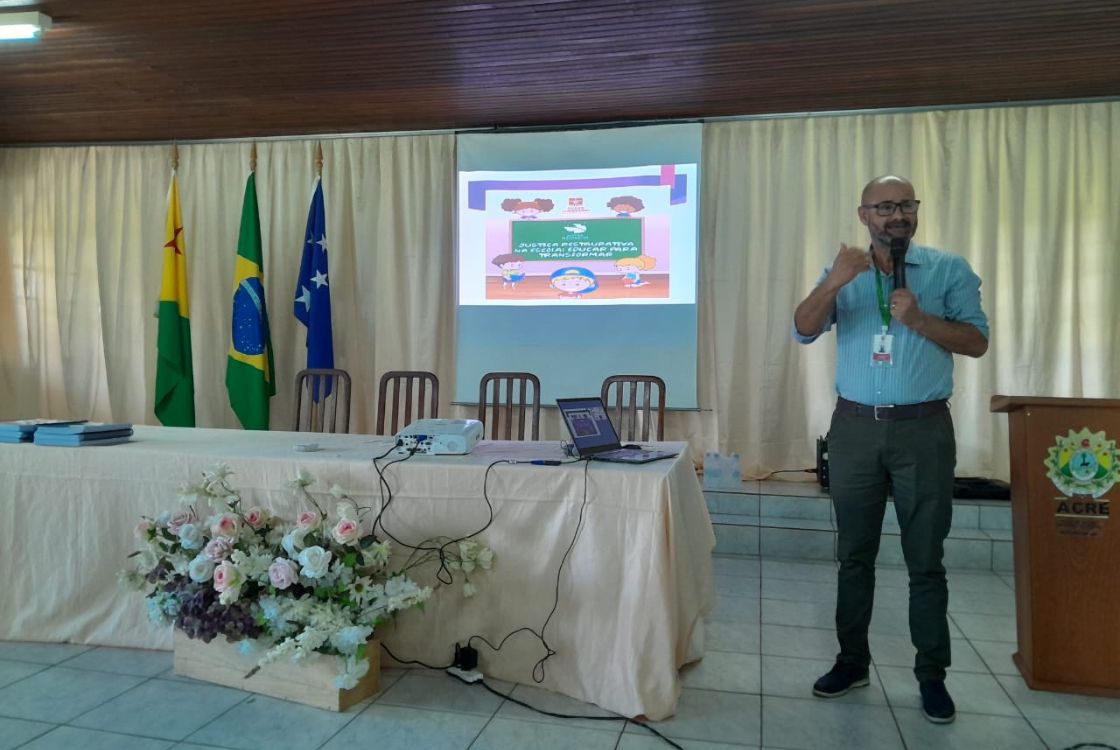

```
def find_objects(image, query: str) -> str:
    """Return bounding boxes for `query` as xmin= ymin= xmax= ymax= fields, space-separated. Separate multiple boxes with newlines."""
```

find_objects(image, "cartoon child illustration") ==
xmin=607 ymin=195 xmax=645 ymax=217
xmin=501 ymin=197 xmax=555 ymax=220
xmin=615 ymin=254 xmax=655 ymax=287
xmin=491 ymin=253 xmax=526 ymax=289
xmin=549 ymin=267 xmax=598 ymax=299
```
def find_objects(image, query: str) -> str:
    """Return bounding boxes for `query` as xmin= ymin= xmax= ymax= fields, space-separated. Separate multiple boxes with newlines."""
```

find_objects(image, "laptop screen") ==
xmin=556 ymin=398 xmax=623 ymax=456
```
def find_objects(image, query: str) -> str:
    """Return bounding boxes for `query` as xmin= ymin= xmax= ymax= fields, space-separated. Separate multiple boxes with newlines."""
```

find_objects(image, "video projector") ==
xmin=394 ymin=419 xmax=483 ymax=455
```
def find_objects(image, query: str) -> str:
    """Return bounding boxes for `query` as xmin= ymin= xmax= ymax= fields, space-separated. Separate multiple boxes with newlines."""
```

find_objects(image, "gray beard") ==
xmin=874 ymin=226 xmax=911 ymax=247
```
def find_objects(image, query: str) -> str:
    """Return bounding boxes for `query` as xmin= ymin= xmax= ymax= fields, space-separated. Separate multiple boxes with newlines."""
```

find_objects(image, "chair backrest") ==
xmin=292 ymin=368 xmax=351 ymax=433
xmin=601 ymin=374 xmax=666 ymax=442
xmin=376 ymin=370 xmax=439 ymax=436
xmin=477 ymin=371 xmax=541 ymax=441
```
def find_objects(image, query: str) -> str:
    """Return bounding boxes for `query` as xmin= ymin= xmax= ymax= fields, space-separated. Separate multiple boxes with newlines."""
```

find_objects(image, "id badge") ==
xmin=871 ymin=333 xmax=894 ymax=366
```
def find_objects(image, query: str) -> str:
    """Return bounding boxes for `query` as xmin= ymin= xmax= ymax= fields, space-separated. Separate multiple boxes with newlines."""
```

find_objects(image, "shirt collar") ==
xmin=903 ymin=242 xmax=927 ymax=266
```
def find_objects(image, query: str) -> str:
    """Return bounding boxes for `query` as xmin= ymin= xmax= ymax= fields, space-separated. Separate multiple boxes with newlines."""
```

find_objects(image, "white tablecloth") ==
xmin=0 ymin=426 xmax=714 ymax=719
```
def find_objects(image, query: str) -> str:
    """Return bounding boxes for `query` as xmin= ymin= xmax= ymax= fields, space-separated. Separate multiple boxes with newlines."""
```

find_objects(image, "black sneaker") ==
xmin=919 ymin=679 xmax=956 ymax=723
xmin=812 ymin=662 xmax=870 ymax=698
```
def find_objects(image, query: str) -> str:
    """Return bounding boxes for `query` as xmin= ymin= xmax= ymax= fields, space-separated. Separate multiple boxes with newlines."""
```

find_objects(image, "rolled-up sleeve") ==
xmin=792 ymin=267 xmax=835 ymax=344
xmin=944 ymin=255 xmax=989 ymax=340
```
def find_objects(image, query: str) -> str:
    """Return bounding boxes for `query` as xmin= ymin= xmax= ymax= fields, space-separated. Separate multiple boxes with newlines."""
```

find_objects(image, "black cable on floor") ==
xmin=379 ymin=641 xmax=454 ymax=671
xmin=374 ymin=451 xmax=682 ymax=746
xmin=471 ymin=677 xmax=684 ymax=750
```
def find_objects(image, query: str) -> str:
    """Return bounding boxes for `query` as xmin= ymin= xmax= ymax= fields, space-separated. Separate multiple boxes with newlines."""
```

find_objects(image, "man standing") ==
xmin=792 ymin=175 xmax=989 ymax=723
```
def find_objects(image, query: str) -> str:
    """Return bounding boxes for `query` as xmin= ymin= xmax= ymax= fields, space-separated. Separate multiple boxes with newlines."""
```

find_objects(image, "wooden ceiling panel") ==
xmin=0 ymin=0 xmax=1116 ymax=144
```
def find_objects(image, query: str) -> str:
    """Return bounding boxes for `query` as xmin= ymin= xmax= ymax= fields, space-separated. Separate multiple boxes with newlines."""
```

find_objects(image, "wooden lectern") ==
xmin=991 ymin=395 xmax=1120 ymax=697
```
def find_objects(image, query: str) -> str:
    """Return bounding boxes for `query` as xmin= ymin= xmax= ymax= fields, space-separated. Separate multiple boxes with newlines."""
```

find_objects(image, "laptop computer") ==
xmin=556 ymin=397 xmax=678 ymax=464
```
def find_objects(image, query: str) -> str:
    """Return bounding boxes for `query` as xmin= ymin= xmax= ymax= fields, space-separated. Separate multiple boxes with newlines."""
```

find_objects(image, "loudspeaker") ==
xmin=816 ymin=434 xmax=830 ymax=490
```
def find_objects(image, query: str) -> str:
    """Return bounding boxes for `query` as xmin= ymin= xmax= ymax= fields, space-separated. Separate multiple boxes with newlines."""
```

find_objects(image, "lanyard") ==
xmin=874 ymin=267 xmax=892 ymax=330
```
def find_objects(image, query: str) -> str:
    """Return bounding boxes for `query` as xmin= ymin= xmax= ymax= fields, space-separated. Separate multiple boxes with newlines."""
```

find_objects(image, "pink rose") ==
xmin=211 ymin=513 xmax=240 ymax=538
xmin=331 ymin=519 xmax=360 ymax=546
xmin=244 ymin=508 xmax=270 ymax=529
xmin=268 ymin=558 xmax=300 ymax=589
xmin=167 ymin=511 xmax=194 ymax=535
xmin=134 ymin=520 xmax=154 ymax=539
xmin=203 ymin=538 xmax=234 ymax=561
xmin=297 ymin=510 xmax=321 ymax=530
xmin=213 ymin=561 xmax=243 ymax=593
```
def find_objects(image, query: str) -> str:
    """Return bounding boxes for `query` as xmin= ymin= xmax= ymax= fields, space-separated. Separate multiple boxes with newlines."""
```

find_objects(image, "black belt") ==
xmin=836 ymin=397 xmax=948 ymax=421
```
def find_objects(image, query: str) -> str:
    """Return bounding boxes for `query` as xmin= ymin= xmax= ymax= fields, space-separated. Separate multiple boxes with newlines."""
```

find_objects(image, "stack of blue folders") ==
xmin=0 ymin=419 xmax=90 ymax=444
xmin=33 ymin=422 xmax=134 ymax=447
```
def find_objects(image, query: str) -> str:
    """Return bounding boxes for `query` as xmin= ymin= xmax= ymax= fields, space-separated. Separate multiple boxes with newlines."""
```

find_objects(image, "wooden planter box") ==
xmin=173 ymin=629 xmax=380 ymax=711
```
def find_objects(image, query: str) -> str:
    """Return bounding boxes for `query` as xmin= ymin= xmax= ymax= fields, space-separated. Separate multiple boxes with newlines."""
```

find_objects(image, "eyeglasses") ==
xmin=862 ymin=200 xmax=920 ymax=216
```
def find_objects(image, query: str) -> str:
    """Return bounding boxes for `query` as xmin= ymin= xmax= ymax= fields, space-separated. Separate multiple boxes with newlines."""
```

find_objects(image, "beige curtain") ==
xmin=0 ymin=137 xmax=457 ymax=434
xmin=694 ymin=101 xmax=1119 ymax=480
xmin=1 ymin=101 xmax=1117 ymax=478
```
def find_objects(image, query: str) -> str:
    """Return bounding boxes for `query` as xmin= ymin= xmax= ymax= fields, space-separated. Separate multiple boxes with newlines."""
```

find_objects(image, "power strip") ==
xmin=446 ymin=666 xmax=484 ymax=684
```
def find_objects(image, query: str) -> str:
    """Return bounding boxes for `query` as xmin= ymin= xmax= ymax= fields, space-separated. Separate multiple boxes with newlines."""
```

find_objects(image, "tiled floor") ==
xmin=2 ymin=555 xmax=1119 ymax=750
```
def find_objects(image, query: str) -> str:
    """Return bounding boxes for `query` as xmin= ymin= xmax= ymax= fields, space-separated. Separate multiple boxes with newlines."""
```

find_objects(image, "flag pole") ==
xmin=157 ymin=143 xmax=180 ymax=320
xmin=227 ymin=143 xmax=274 ymax=430
xmin=155 ymin=141 xmax=196 ymax=427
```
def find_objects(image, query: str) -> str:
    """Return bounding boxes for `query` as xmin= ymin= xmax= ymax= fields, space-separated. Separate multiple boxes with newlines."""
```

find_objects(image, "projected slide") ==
xmin=458 ymin=164 xmax=698 ymax=305
xmin=455 ymin=123 xmax=701 ymax=408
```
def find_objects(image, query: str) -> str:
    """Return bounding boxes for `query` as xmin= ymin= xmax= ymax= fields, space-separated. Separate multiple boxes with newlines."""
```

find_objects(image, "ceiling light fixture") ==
xmin=0 ymin=10 xmax=51 ymax=40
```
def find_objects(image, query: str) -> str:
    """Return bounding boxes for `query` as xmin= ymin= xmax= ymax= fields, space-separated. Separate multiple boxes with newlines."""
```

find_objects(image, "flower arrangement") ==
xmin=121 ymin=464 xmax=493 ymax=688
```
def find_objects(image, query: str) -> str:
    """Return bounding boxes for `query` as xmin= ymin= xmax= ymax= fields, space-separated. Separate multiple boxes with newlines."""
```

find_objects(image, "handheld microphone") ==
xmin=890 ymin=237 xmax=908 ymax=289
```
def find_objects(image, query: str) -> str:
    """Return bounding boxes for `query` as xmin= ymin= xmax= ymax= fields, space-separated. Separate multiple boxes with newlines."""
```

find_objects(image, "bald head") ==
xmin=858 ymin=175 xmax=919 ymax=250
xmin=861 ymin=175 xmax=914 ymax=205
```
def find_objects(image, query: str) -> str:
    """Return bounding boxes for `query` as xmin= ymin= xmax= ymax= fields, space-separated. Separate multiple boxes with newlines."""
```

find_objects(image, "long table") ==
xmin=0 ymin=426 xmax=714 ymax=720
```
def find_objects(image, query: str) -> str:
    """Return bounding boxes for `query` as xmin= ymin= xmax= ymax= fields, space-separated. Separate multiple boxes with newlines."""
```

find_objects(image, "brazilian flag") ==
xmin=154 ymin=174 xmax=195 ymax=427
xmin=226 ymin=172 xmax=275 ymax=429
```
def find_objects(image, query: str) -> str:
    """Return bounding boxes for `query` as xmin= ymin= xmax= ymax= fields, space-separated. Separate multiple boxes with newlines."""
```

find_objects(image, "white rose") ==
xmin=281 ymin=527 xmax=310 ymax=557
xmin=297 ymin=546 xmax=333 ymax=579
xmin=188 ymin=556 xmax=216 ymax=582
xmin=178 ymin=523 xmax=203 ymax=550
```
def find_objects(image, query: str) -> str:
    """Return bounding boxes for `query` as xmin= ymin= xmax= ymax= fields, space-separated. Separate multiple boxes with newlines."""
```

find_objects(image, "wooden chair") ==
xmin=601 ymin=374 xmax=666 ymax=442
xmin=478 ymin=371 xmax=541 ymax=441
xmin=292 ymin=368 xmax=351 ymax=433
xmin=376 ymin=370 xmax=439 ymax=436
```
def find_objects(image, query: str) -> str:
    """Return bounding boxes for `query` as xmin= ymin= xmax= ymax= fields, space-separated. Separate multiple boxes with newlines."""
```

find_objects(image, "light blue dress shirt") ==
xmin=793 ymin=243 xmax=989 ymax=406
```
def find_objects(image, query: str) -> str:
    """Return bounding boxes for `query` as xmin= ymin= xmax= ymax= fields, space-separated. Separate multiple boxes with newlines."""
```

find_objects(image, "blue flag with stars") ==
xmin=293 ymin=179 xmax=335 ymax=386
